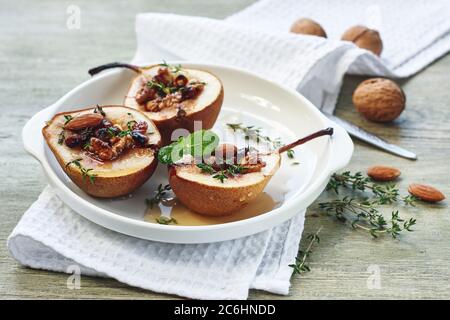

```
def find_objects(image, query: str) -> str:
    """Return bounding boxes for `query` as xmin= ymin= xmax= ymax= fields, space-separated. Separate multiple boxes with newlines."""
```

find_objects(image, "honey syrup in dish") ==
xmin=145 ymin=192 xmax=282 ymax=226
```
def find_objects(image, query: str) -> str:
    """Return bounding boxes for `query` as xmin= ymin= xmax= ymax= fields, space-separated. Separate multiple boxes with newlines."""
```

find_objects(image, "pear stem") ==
xmin=278 ymin=127 xmax=334 ymax=154
xmin=88 ymin=62 xmax=141 ymax=76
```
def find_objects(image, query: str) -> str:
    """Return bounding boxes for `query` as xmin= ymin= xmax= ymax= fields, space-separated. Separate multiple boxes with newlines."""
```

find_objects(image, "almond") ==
xmin=408 ymin=183 xmax=446 ymax=203
xmin=64 ymin=113 xmax=103 ymax=130
xmin=367 ymin=166 xmax=401 ymax=181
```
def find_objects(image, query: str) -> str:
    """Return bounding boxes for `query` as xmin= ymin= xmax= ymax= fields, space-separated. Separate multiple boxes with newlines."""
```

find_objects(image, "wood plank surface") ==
xmin=0 ymin=0 xmax=448 ymax=299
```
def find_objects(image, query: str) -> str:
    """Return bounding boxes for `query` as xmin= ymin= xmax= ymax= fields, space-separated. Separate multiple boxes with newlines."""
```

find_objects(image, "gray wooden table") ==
xmin=1 ymin=0 xmax=449 ymax=299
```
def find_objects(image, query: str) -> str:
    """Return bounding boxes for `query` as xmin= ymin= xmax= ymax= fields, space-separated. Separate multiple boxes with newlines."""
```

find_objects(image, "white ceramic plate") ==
xmin=22 ymin=62 xmax=353 ymax=243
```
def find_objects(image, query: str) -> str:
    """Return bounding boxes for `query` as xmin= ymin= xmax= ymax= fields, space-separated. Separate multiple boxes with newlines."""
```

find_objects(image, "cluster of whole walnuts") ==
xmin=290 ymin=18 xmax=382 ymax=56
xmin=290 ymin=18 xmax=405 ymax=123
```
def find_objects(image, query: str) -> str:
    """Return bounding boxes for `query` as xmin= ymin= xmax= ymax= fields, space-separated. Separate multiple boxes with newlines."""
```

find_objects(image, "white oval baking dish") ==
xmin=22 ymin=62 xmax=353 ymax=243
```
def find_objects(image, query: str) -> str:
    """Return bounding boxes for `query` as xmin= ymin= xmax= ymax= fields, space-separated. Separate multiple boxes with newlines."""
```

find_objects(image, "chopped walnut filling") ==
xmin=135 ymin=67 xmax=205 ymax=112
xmin=87 ymin=135 xmax=134 ymax=161
xmin=62 ymin=110 xmax=151 ymax=161
xmin=200 ymin=146 xmax=266 ymax=175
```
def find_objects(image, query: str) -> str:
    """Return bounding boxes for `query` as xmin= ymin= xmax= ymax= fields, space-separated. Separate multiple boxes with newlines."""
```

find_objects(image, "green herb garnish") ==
xmin=319 ymin=171 xmax=418 ymax=238
xmin=146 ymin=184 xmax=172 ymax=209
xmin=196 ymin=163 xmax=216 ymax=174
xmin=289 ymin=226 xmax=322 ymax=275
xmin=158 ymin=130 xmax=220 ymax=164
xmin=93 ymin=105 xmax=106 ymax=117
xmin=117 ymin=120 xmax=137 ymax=138
xmin=64 ymin=115 xmax=73 ymax=125
xmin=107 ymin=127 xmax=117 ymax=137
xmin=155 ymin=216 xmax=177 ymax=225
xmin=226 ymin=164 xmax=245 ymax=176
xmin=196 ymin=163 xmax=245 ymax=183
xmin=212 ymin=170 xmax=228 ymax=183
xmin=65 ymin=158 xmax=97 ymax=184
xmin=287 ymin=149 xmax=295 ymax=159
xmin=226 ymin=123 xmax=283 ymax=149
xmin=159 ymin=60 xmax=182 ymax=73
xmin=58 ymin=130 xmax=65 ymax=145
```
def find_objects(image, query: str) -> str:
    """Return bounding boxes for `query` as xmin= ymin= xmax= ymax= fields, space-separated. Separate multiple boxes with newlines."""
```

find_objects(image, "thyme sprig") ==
xmin=289 ymin=226 xmax=322 ymax=275
xmin=147 ymin=80 xmax=178 ymax=96
xmin=93 ymin=105 xmax=106 ymax=117
xmin=327 ymin=171 xmax=418 ymax=206
xmin=319 ymin=198 xmax=416 ymax=238
xmin=58 ymin=130 xmax=65 ymax=144
xmin=319 ymin=171 xmax=418 ymax=238
xmin=146 ymin=184 xmax=172 ymax=209
xmin=196 ymin=163 xmax=245 ymax=183
xmin=212 ymin=170 xmax=228 ymax=183
xmin=159 ymin=60 xmax=182 ymax=73
xmin=226 ymin=123 xmax=296 ymax=160
xmin=65 ymin=158 xmax=97 ymax=184
xmin=226 ymin=123 xmax=283 ymax=149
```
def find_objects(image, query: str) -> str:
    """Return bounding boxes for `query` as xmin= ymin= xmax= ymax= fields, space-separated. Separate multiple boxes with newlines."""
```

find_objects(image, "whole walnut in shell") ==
xmin=352 ymin=78 xmax=406 ymax=122
xmin=341 ymin=25 xmax=383 ymax=56
xmin=290 ymin=18 xmax=327 ymax=38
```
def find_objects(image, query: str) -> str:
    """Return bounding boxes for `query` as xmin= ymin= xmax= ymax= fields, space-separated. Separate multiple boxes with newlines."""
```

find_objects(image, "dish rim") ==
xmin=22 ymin=61 xmax=353 ymax=242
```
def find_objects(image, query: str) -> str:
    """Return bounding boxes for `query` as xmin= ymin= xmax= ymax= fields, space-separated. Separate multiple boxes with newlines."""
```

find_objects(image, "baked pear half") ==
xmin=89 ymin=62 xmax=224 ymax=146
xmin=169 ymin=153 xmax=281 ymax=216
xmin=161 ymin=128 xmax=333 ymax=216
xmin=43 ymin=106 xmax=161 ymax=198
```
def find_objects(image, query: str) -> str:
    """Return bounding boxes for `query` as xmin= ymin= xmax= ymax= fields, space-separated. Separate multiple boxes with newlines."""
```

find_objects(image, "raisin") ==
xmin=79 ymin=127 xmax=95 ymax=144
xmin=173 ymin=74 xmax=188 ymax=87
xmin=180 ymin=86 xmax=197 ymax=101
xmin=94 ymin=127 xmax=111 ymax=142
xmin=64 ymin=134 xmax=82 ymax=148
xmin=131 ymin=131 xmax=149 ymax=146
xmin=153 ymin=68 xmax=172 ymax=86
xmin=132 ymin=121 xmax=148 ymax=134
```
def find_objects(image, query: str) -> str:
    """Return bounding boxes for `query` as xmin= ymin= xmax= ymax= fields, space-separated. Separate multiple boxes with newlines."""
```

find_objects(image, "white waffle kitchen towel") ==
xmin=133 ymin=0 xmax=450 ymax=113
xmin=9 ymin=187 xmax=304 ymax=299
xmin=8 ymin=0 xmax=450 ymax=300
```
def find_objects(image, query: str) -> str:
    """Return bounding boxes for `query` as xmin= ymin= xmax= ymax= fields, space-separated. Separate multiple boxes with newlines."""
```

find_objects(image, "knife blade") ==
xmin=325 ymin=113 xmax=417 ymax=160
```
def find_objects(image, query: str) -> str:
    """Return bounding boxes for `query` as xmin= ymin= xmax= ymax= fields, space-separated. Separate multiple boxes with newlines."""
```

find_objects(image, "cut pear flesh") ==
xmin=169 ymin=153 xmax=281 ymax=216
xmin=43 ymin=106 xmax=161 ymax=198
xmin=124 ymin=65 xmax=223 ymax=145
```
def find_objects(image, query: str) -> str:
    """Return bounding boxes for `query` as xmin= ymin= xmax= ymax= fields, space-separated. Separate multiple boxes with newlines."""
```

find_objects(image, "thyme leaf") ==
xmin=65 ymin=158 xmax=97 ymax=184
xmin=93 ymin=105 xmax=106 ymax=117
xmin=64 ymin=115 xmax=73 ymax=125
xmin=58 ymin=130 xmax=65 ymax=145
xmin=212 ymin=170 xmax=228 ymax=183
xmin=159 ymin=60 xmax=182 ymax=73
xmin=226 ymin=123 xmax=295 ymax=160
xmin=146 ymin=184 xmax=172 ymax=209
xmin=196 ymin=163 xmax=216 ymax=174
xmin=155 ymin=216 xmax=177 ymax=225
xmin=289 ymin=226 xmax=322 ymax=275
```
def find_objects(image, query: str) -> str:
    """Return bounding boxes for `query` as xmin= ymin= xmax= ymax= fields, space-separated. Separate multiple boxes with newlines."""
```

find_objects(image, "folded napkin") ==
xmin=9 ymin=0 xmax=450 ymax=300
xmin=133 ymin=0 xmax=450 ymax=113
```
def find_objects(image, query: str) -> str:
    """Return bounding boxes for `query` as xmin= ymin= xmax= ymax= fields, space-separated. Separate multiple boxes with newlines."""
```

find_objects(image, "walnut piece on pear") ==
xmin=290 ymin=18 xmax=327 ymax=38
xmin=341 ymin=25 xmax=383 ymax=56
xmin=352 ymin=78 xmax=406 ymax=122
